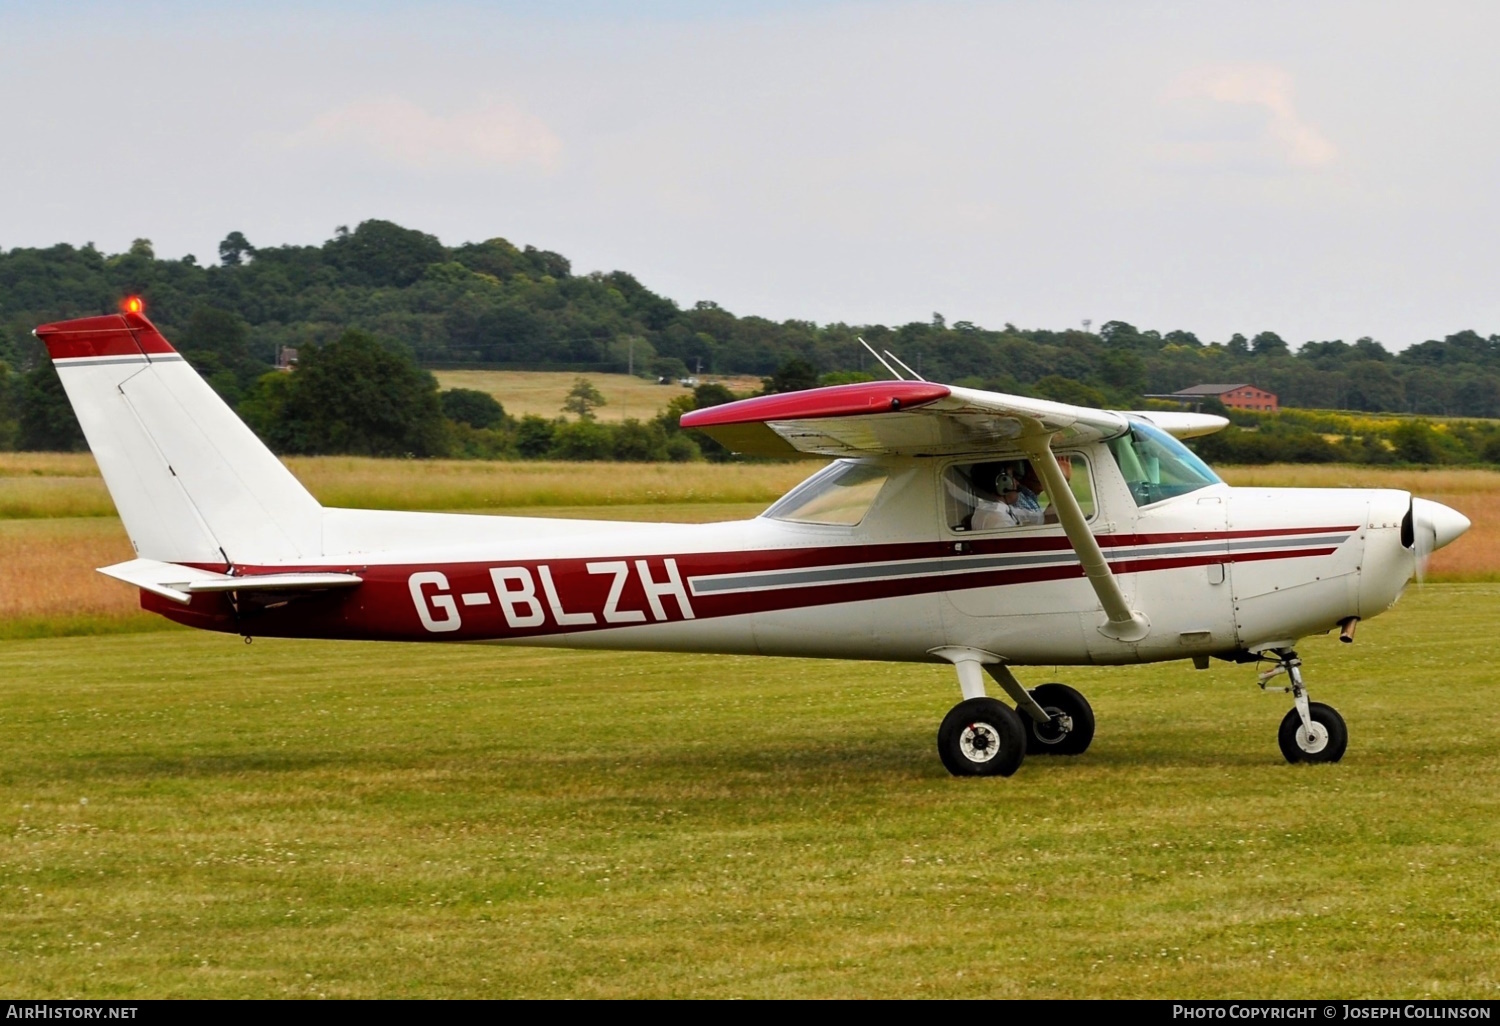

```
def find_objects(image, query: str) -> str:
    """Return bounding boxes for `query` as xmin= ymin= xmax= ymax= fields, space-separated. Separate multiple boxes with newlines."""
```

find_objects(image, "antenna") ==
xmin=858 ymin=337 xmax=904 ymax=380
xmin=883 ymin=350 xmax=926 ymax=382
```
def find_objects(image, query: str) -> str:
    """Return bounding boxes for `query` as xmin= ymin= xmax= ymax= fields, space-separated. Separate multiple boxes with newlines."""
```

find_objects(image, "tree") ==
xmin=612 ymin=418 xmax=670 ymax=461
xmin=562 ymin=378 xmax=606 ymax=419
xmin=1390 ymin=420 xmax=1439 ymax=464
xmin=441 ymin=388 xmax=505 ymax=428
xmin=218 ymin=231 xmax=255 ymax=267
xmin=514 ymin=415 xmax=556 ymax=458
xmin=18 ymin=362 xmax=85 ymax=451
xmin=179 ymin=306 xmax=252 ymax=364
xmin=262 ymin=330 xmax=448 ymax=456
xmin=1251 ymin=331 xmax=1289 ymax=358
xmin=550 ymin=418 xmax=613 ymax=459
xmin=692 ymin=382 xmax=736 ymax=408
xmin=763 ymin=357 xmax=818 ymax=394
xmin=1032 ymin=375 xmax=1106 ymax=408
xmin=328 ymin=219 xmax=446 ymax=287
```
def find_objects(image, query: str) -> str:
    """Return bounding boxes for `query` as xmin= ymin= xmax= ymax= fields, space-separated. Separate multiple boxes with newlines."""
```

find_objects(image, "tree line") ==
xmin=2 ymin=220 xmax=1500 ymax=461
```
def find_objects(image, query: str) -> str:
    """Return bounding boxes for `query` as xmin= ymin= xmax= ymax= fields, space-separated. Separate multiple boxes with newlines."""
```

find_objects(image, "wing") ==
xmin=680 ymin=381 xmax=1227 ymax=458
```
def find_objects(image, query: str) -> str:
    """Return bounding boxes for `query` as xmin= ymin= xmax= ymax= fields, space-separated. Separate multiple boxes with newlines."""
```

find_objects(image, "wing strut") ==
xmin=1022 ymin=436 xmax=1150 ymax=642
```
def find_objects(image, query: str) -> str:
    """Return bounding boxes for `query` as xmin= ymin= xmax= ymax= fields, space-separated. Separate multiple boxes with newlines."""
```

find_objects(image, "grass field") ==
xmin=433 ymin=370 xmax=764 ymax=423
xmin=1 ymin=587 xmax=1497 ymax=998
xmin=3 ymin=455 xmax=1499 ymax=996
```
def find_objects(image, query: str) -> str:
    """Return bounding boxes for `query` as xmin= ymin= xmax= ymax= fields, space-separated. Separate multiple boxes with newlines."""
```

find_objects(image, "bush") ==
xmin=550 ymin=419 xmax=615 ymax=460
xmin=441 ymin=388 xmax=506 ymax=429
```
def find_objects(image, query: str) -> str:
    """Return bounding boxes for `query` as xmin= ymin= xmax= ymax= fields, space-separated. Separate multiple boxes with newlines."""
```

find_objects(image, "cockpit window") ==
xmin=1108 ymin=419 xmax=1222 ymax=506
xmin=764 ymin=460 xmax=890 ymax=526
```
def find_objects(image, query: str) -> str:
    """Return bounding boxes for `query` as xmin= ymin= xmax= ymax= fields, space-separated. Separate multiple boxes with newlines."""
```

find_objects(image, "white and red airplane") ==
xmin=37 ymin=303 xmax=1471 ymax=776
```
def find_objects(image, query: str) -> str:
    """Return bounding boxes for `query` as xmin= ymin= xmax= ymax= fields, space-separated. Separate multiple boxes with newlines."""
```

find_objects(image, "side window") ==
xmin=944 ymin=455 xmax=1094 ymax=532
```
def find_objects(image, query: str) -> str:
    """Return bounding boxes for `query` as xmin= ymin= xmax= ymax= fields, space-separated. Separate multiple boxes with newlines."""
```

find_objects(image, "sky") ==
xmin=2 ymin=0 xmax=1498 ymax=350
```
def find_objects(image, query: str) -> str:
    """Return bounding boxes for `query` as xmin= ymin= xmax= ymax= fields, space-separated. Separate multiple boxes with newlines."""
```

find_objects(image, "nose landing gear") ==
xmin=1259 ymin=649 xmax=1348 ymax=764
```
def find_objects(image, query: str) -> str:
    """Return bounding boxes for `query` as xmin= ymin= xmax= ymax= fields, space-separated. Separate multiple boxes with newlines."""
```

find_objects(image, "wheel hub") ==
xmin=1296 ymin=722 xmax=1329 ymax=754
xmin=959 ymin=722 xmax=1001 ymax=763
xmin=1032 ymin=708 xmax=1073 ymax=745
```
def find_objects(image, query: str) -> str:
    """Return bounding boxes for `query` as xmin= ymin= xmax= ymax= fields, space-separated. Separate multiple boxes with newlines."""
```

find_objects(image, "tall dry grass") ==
xmin=0 ymin=518 xmax=145 ymax=632
xmin=282 ymin=457 xmax=817 ymax=510
xmin=0 ymin=455 xmax=820 ymax=518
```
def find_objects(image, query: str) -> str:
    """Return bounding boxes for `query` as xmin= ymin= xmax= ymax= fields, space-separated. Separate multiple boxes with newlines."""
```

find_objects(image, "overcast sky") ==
xmin=3 ymin=1 xmax=1497 ymax=349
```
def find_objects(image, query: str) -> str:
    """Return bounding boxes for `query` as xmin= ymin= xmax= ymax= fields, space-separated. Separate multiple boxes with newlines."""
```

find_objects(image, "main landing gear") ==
xmin=1258 ymin=649 xmax=1348 ymax=764
xmin=933 ymin=651 xmax=1096 ymax=777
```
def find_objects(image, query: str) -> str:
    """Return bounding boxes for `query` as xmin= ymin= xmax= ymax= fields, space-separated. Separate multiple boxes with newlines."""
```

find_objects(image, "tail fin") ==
xmin=35 ymin=308 xmax=322 ymax=566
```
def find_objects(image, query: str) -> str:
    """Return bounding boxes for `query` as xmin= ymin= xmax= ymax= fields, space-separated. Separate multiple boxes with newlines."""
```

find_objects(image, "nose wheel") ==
xmin=1277 ymin=702 xmax=1347 ymax=763
xmin=1260 ymin=649 xmax=1348 ymax=764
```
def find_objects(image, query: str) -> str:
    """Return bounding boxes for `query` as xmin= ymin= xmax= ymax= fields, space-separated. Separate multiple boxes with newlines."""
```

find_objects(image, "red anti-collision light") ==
xmin=122 ymin=296 xmax=144 ymax=314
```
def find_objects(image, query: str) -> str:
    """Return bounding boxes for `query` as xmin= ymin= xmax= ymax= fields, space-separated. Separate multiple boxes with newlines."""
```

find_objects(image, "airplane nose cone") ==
xmin=1412 ymin=497 xmax=1471 ymax=551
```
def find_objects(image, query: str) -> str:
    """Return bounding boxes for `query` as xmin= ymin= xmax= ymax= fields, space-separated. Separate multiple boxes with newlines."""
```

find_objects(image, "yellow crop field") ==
xmin=433 ymin=370 xmax=762 ymax=423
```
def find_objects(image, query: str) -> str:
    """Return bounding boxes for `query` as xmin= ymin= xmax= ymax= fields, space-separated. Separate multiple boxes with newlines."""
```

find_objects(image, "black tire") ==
xmin=1277 ymin=702 xmax=1348 ymax=764
xmin=1019 ymin=682 xmax=1096 ymax=756
xmin=937 ymin=698 xmax=1026 ymax=777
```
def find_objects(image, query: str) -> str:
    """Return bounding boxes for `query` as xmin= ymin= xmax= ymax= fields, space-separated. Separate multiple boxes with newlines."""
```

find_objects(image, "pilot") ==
xmin=971 ymin=460 xmax=1043 ymax=529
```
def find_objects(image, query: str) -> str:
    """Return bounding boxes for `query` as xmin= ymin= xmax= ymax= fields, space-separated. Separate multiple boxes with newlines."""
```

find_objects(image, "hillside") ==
xmin=3 ymin=220 xmax=1499 ymax=420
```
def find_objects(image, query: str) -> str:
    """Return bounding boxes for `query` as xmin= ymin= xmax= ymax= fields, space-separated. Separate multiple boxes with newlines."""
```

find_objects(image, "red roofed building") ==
xmin=1150 ymin=383 xmax=1279 ymax=413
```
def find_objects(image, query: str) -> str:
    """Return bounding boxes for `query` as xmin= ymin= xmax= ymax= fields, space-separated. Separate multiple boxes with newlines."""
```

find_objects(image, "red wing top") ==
xmin=681 ymin=380 xmax=1138 ymax=458
xmin=681 ymin=381 xmax=1229 ymax=458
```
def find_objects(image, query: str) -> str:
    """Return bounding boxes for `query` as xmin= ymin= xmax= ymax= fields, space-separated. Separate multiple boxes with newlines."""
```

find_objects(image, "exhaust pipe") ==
xmin=1338 ymin=616 xmax=1359 ymax=644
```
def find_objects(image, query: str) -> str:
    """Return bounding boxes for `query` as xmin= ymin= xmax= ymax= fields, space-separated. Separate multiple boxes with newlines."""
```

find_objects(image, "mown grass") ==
xmin=1 ymin=586 xmax=1496 ymax=998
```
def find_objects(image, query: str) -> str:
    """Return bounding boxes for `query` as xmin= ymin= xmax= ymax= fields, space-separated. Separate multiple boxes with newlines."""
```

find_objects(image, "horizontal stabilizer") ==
xmin=98 ymin=558 xmax=362 ymax=605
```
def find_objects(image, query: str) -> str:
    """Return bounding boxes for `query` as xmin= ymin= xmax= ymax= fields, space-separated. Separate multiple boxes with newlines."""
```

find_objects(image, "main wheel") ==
xmin=1019 ymin=682 xmax=1096 ymax=756
xmin=937 ymin=698 xmax=1026 ymax=777
xmin=1277 ymin=702 xmax=1348 ymax=763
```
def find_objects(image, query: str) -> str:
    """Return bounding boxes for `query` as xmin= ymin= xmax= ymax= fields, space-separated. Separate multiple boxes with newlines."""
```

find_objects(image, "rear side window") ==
xmin=764 ymin=461 xmax=890 ymax=526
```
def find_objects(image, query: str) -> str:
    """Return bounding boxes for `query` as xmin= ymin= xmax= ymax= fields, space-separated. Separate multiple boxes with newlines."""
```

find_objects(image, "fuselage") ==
xmin=147 ymin=444 xmax=1433 ymax=668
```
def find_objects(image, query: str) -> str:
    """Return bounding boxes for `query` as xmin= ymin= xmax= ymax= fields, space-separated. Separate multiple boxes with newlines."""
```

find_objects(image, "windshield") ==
xmin=763 ymin=461 xmax=890 ymax=526
xmin=1107 ymin=420 xmax=1222 ymax=506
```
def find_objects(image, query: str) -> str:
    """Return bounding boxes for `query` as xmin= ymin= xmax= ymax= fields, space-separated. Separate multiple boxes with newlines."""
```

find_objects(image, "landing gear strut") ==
xmin=1259 ymin=649 xmax=1348 ymax=764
